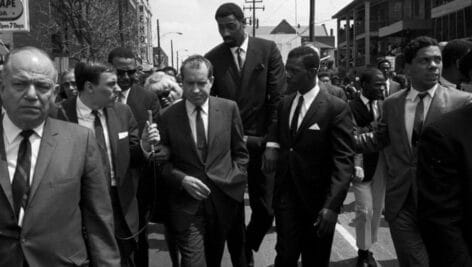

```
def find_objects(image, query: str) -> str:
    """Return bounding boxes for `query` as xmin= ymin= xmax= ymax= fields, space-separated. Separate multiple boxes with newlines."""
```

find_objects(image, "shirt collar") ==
xmin=77 ymin=95 xmax=103 ymax=117
xmin=230 ymin=34 xmax=249 ymax=53
xmin=360 ymin=93 xmax=371 ymax=106
xmin=406 ymin=84 xmax=438 ymax=101
xmin=185 ymin=98 xmax=209 ymax=116
xmin=3 ymin=112 xmax=44 ymax=144
xmin=297 ymin=82 xmax=320 ymax=104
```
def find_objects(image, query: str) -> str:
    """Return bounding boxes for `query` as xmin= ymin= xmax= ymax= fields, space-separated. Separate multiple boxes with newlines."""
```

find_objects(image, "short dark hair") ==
xmin=377 ymin=58 xmax=391 ymax=69
xmin=160 ymin=66 xmax=178 ymax=77
xmin=75 ymin=61 xmax=114 ymax=92
xmin=459 ymin=50 xmax=472 ymax=82
xmin=180 ymin=55 xmax=213 ymax=80
xmin=287 ymin=45 xmax=321 ymax=70
xmin=107 ymin=47 xmax=135 ymax=64
xmin=360 ymin=67 xmax=384 ymax=85
xmin=442 ymin=39 xmax=472 ymax=68
xmin=215 ymin=3 xmax=244 ymax=21
xmin=404 ymin=36 xmax=439 ymax=64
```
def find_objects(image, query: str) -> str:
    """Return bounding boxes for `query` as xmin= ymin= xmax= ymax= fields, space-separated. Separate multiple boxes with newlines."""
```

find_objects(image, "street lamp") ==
xmin=156 ymin=27 xmax=182 ymax=68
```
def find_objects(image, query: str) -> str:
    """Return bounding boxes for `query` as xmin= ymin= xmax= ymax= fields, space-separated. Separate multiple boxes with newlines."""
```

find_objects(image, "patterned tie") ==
xmin=195 ymin=106 xmax=207 ymax=162
xmin=12 ymin=130 xmax=34 ymax=219
xmin=411 ymin=92 xmax=428 ymax=147
xmin=92 ymin=110 xmax=112 ymax=183
xmin=290 ymin=95 xmax=304 ymax=139
xmin=236 ymin=47 xmax=244 ymax=72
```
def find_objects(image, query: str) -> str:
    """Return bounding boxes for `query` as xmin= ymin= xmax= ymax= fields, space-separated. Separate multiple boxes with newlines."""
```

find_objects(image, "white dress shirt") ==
xmin=3 ymin=113 xmax=44 ymax=226
xmin=405 ymin=85 xmax=437 ymax=147
xmin=289 ymin=84 xmax=321 ymax=130
xmin=360 ymin=93 xmax=379 ymax=121
xmin=185 ymin=99 xmax=209 ymax=144
xmin=230 ymin=34 xmax=248 ymax=71
xmin=77 ymin=96 xmax=116 ymax=186
xmin=117 ymin=88 xmax=131 ymax=104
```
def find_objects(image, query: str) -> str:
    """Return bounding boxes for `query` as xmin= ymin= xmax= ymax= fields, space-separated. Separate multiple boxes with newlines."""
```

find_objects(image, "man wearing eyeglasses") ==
xmin=108 ymin=47 xmax=161 ymax=267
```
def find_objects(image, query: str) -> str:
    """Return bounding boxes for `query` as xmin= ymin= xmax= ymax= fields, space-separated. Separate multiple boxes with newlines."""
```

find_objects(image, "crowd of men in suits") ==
xmin=2 ymin=2 xmax=472 ymax=267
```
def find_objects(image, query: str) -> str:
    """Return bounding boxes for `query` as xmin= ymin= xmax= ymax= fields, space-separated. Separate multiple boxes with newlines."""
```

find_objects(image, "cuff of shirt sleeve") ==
xmin=266 ymin=142 xmax=280 ymax=149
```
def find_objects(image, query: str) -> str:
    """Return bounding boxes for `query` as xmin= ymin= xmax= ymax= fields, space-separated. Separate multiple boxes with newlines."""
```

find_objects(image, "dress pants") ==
xmin=111 ymin=187 xmax=137 ymax=267
xmin=274 ymin=187 xmax=334 ymax=267
xmin=388 ymin=189 xmax=429 ymax=267
xmin=244 ymin=145 xmax=274 ymax=251
xmin=352 ymin=156 xmax=386 ymax=250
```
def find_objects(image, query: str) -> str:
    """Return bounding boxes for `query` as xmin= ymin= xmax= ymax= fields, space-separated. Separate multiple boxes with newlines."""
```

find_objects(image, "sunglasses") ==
xmin=116 ymin=69 xmax=137 ymax=76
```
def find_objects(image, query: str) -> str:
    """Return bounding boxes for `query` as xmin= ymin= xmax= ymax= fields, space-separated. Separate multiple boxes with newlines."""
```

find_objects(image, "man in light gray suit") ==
xmin=356 ymin=36 xmax=472 ymax=267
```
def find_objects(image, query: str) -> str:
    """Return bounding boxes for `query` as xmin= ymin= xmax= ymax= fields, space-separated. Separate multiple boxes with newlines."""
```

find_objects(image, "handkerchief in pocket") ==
xmin=118 ymin=131 xmax=128 ymax=139
xmin=309 ymin=123 xmax=320 ymax=130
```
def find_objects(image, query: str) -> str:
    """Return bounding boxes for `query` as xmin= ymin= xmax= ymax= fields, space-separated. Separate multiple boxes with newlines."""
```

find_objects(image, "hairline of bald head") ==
xmin=2 ymin=46 xmax=58 ymax=83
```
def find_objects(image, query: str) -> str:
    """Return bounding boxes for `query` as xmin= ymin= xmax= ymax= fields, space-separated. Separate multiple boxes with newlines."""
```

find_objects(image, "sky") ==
xmin=150 ymin=0 xmax=353 ymax=61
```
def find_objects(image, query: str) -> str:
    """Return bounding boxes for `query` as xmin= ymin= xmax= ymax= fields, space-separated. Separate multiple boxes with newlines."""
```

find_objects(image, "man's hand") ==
xmin=182 ymin=176 xmax=211 ymax=200
xmin=352 ymin=166 xmax=365 ymax=183
xmin=262 ymin=147 xmax=278 ymax=173
xmin=314 ymin=208 xmax=338 ymax=237
xmin=141 ymin=122 xmax=160 ymax=153
xmin=150 ymin=144 xmax=170 ymax=162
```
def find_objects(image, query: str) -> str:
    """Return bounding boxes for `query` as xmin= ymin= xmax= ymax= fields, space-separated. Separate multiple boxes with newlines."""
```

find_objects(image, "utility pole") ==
xmin=309 ymin=0 xmax=315 ymax=42
xmin=171 ymin=39 xmax=174 ymax=68
xmin=157 ymin=19 xmax=161 ymax=67
xmin=243 ymin=0 xmax=264 ymax=37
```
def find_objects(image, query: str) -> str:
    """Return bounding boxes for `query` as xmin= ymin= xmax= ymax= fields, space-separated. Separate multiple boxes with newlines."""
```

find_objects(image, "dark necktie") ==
xmin=236 ymin=47 xmax=244 ymax=72
xmin=12 ymin=130 xmax=34 ymax=219
xmin=290 ymin=95 xmax=304 ymax=139
xmin=411 ymin=92 xmax=428 ymax=147
xmin=195 ymin=106 xmax=207 ymax=162
xmin=92 ymin=110 xmax=112 ymax=183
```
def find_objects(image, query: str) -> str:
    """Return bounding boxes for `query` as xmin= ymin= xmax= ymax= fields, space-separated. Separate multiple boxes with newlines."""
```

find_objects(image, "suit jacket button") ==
xmin=290 ymin=148 xmax=293 ymax=151
xmin=21 ymin=238 xmax=26 ymax=243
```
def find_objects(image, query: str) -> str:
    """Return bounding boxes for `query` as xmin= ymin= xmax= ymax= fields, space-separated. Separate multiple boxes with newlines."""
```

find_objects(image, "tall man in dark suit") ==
xmin=350 ymin=67 xmax=386 ymax=267
xmin=205 ymin=3 xmax=286 ymax=262
xmin=377 ymin=58 xmax=402 ymax=97
xmin=356 ymin=36 xmax=472 ymax=267
xmin=108 ymin=47 xmax=161 ymax=267
xmin=159 ymin=55 xmax=249 ymax=267
xmin=264 ymin=45 xmax=354 ymax=267
xmin=57 ymin=61 xmax=159 ymax=267
xmin=0 ymin=47 xmax=120 ymax=266
xmin=417 ymin=104 xmax=472 ymax=267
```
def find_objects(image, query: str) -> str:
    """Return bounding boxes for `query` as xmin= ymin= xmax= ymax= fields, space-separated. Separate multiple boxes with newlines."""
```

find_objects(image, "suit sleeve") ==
xmin=126 ymin=106 xmax=144 ymax=167
xmin=353 ymin=100 xmax=390 ymax=153
xmin=265 ymin=42 xmax=286 ymax=133
xmin=158 ymin=113 xmax=187 ymax=190
xmin=417 ymin=124 xmax=472 ymax=266
xmin=231 ymin=102 xmax=249 ymax=173
xmin=323 ymin=103 xmax=355 ymax=212
xmin=81 ymin=129 xmax=120 ymax=267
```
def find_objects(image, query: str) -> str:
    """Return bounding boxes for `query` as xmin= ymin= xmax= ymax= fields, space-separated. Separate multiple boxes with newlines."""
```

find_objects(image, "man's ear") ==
xmin=85 ymin=81 xmax=94 ymax=93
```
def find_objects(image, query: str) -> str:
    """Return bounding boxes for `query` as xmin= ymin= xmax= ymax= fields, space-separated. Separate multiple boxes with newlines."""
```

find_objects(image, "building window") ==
xmin=449 ymin=12 xmax=457 ymax=40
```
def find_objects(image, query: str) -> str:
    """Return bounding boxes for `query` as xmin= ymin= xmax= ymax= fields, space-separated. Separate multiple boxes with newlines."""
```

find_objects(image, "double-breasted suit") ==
xmin=0 ymin=117 xmax=120 ymax=267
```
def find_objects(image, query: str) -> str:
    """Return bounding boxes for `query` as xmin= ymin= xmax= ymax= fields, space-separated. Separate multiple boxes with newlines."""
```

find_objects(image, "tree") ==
xmin=34 ymin=0 xmax=139 ymax=62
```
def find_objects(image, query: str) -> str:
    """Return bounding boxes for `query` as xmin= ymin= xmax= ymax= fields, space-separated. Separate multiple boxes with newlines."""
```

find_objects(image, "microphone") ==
xmin=147 ymin=110 xmax=155 ymax=153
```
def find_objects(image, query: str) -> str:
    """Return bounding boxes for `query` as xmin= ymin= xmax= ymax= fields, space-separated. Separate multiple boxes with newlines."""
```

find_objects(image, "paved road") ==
xmin=149 ymin=189 xmax=399 ymax=267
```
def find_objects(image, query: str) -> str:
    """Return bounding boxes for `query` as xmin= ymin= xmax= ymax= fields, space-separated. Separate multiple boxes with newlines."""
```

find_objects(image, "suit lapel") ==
xmin=240 ymin=38 xmax=259 ymax=92
xmin=223 ymin=47 xmax=241 ymax=90
xmin=284 ymin=94 xmax=296 ymax=144
xmin=29 ymin=118 xmax=58 ymax=203
xmin=0 ymin=120 xmax=14 ymax=211
xmin=424 ymin=86 xmax=446 ymax=126
xmin=394 ymin=90 xmax=413 ymax=157
xmin=295 ymin=89 xmax=328 ymax=141
xmin=178 ymin=102 xmax=204 ymax=165
xmin=104 ymin=107 xmax=120 ymax=184
xmin=206 ymin=98 xmax=220 ymax=164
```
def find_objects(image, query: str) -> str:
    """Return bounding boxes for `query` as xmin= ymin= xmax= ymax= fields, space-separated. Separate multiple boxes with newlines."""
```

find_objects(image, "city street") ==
xmin=149 ymin=188 xmax=399 ymax=267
